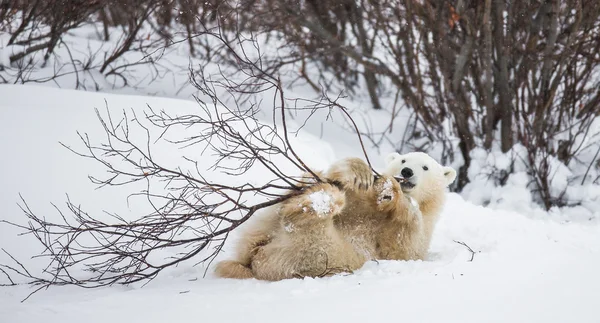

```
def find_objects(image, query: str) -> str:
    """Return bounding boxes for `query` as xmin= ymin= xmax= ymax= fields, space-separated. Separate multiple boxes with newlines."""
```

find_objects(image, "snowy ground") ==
xmin=1 ymin=85 xmax=600 ymax=322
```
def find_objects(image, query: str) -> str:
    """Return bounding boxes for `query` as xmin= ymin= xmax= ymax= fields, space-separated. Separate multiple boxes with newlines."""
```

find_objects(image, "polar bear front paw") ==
xmin=372 ymin=175 xmax=404 ymax=212
xmin=325 ymin=157 xmax=374 ymax=191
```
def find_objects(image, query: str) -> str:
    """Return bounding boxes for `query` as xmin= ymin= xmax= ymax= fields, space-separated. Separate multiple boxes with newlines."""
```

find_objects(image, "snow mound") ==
xmin=1 ymin=86 xmax=600 ymax=323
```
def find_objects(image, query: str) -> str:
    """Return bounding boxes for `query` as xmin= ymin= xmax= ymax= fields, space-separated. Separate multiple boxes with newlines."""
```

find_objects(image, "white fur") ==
xmin=384 ymin=152 xmax=456 ymax=192
xmin=382 ymin=152 xmax=457 ymax=257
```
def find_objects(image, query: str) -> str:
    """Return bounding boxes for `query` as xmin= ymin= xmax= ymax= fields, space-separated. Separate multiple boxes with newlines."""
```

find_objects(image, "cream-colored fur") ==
xmin=214 ymin=154 xmax=455 ymax=280
xmin=381 ymin=152 xmax=457 ymax=259
xmin=320 ymin=153 xmax=454 ymax=262
xmin=250 ymin=183 xmax=366 ymax=280
xmin=214 ymin=158 xmax=373 ymax=280
xmin=215 ymin=181 xmax=367 ymax=280
xmin=355 ymin=176 xmax=423 ymax=260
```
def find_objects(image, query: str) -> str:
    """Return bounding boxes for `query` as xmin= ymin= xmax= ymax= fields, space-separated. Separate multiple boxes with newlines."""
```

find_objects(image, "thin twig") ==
xmin=453 ymin=240 xmax=476 ymax=262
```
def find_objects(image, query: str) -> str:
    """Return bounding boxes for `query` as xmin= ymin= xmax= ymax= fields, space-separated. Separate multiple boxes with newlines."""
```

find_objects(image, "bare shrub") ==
xmin=0 ymin=29 xmax=377 ymax=300
xmin=238 ymin=0 xmax=600 ymax=208
xmin=3 ymin=0 xmax=600 ymax=210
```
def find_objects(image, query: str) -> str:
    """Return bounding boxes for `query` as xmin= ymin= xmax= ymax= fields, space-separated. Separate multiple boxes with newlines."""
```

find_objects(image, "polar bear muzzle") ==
xmin=397 ymin=167 xmax=416 ymax=191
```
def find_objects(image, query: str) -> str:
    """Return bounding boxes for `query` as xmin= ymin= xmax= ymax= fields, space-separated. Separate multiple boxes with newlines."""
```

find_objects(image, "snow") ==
xmin=1 ymin=85 xmax=600 ymax=323
xmin=3 ymin=12 xmax=600 ymax=221
xmin=2 ymin=16 xmax=600 ymax=322
xmin=0 ymin=45 xmax=23 ymax=68
xmin=308 ymin=189 xmax=333 ymax=216
xmin=377 ymin=178 xmax=394 ymax=204
xmin=284 ymin=223 xmax=295 ymax=233
xmin=462 ymin=143 xmax=600 ymax=222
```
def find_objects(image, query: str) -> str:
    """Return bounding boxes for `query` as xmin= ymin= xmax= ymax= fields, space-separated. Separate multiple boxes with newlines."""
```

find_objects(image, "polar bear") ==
xmin=247 ymin=183 xmax=368 ymax=280
xmin=378 ymin=151 xmax=457 ymax=259
xmin=214 ymin=159 xmax=375 ymax=280
xmin=337 ymin=173 xmax=425 ymax=261
xmin=214 ymin=153 xmax=456 ymax=280
xmin=304 ymin=152 xmax=455 ymax=262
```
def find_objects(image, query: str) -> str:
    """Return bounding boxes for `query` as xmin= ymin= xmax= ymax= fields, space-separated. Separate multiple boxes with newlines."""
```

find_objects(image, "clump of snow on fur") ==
xmin=377 ymin=178 xmax=394 ymax=204
xmin=309 ymin=189 xmax=332 ymax=216
xmin=284 ymin=223 xmax=295 ymax=233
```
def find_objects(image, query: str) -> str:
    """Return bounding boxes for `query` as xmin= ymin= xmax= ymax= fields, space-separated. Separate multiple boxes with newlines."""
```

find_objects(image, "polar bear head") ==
xmin=383 ymin=152 xmax=456 ymax=203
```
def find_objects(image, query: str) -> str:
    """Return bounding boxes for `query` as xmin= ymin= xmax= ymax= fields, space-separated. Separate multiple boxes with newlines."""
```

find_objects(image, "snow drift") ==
xmin=1 ymin=85 xmax=599 ymax=323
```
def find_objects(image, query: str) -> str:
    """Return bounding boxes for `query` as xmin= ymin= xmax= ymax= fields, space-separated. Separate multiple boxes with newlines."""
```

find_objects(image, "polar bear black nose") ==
xmin=401 ymin=167 xmax=414 ymax=179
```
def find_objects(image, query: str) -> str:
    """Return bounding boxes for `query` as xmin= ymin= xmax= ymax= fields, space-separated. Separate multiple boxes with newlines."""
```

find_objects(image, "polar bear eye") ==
xmin=401 ymin=159 xmax=406 ymax=164
xmin=422 ymin=166 xmax=429 ymax=171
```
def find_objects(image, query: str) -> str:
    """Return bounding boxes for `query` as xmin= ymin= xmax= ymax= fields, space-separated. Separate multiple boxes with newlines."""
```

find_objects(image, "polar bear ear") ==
xmin=443 ymin=166 xmax=457 ymax=186
xmin=385 ymin=152 xmax=402 ymax=166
